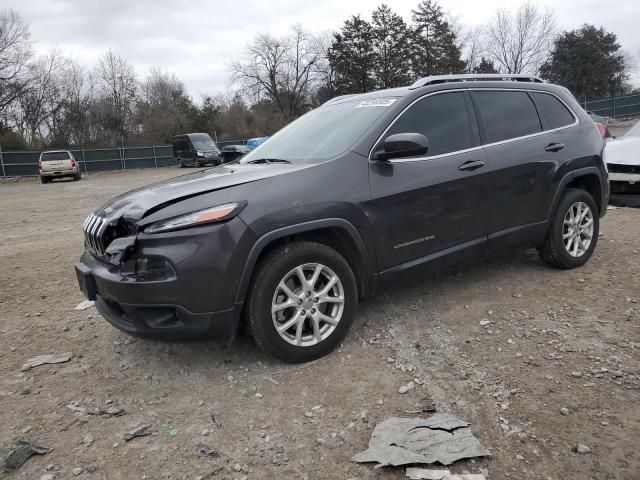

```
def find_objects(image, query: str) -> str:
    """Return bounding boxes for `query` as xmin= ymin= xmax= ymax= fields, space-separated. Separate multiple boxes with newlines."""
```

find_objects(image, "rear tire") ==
xmin=537 ymin=188 xmax=599 ymax=269
xmin=245 ymin=241 xmax=358 ymax=363
xmin=40 ymin=177 xmax=48 ymax=184
xmin=73 ymin=172 xmax=81 ymax=181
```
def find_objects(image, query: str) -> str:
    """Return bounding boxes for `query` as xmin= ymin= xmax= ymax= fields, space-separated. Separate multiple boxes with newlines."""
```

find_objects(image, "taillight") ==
xmin=595 ymin=123 xmax=606 ymax=138
xmin=37 ymin=162 xmax=42 ymax=171
xmin=71 ymin=159 xmax=76 ymax=167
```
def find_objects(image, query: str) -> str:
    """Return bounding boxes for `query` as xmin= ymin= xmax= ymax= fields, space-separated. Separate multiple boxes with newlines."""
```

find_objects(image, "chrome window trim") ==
xmin=368 ymin=88 xmax=579 ymax=164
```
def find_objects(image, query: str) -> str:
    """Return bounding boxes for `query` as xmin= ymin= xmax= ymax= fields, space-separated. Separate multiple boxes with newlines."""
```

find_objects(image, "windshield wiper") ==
xmin=245 ymin=158 xmax=291 ymax=164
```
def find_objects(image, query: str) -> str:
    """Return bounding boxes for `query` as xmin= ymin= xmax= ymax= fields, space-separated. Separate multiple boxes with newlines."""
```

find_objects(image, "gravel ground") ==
xmin=1 ymin=168 xmax=639 ymax=480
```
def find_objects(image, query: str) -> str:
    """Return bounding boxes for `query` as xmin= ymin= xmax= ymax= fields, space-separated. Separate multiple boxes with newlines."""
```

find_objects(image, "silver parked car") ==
xmin=38 ymin=150 xmax=81 ymax=183
xmin=604 ymin=121 xmax=640 ymax=195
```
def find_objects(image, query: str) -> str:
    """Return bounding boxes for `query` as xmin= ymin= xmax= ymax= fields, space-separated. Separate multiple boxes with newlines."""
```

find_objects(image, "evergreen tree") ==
xmin=329 ymin=15 xmax=376 ymax=94
xmin=473 ymin=57 xmax=498 ymax=74
xmin=411 ymin=0 xmax=465 ymax=78
xmin=371 ymin=4 xmax=413 ymax=89
xmin=540 ymin=25 xmax=626 ymax=101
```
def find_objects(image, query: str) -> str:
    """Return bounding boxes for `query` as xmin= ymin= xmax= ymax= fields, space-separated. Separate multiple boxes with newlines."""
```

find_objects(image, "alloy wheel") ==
xmin=562 ymin=201 xmax=594 ymax=258
xmin=271 ymin=263 xmax=345 ymax=347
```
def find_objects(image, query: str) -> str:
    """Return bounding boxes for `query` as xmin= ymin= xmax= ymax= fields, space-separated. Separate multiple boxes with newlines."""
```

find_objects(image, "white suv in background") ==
xmin=38 ymin=150 xmax=81 ymax=183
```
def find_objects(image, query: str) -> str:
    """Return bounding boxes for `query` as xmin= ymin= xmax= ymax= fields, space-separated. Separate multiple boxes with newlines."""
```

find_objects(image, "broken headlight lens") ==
xmin=144 ymin=202 xmax=243 ymax=234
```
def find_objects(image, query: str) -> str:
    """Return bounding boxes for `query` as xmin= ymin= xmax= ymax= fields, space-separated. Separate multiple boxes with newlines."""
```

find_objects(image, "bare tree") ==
xmin=9 ymin=49 xmax=64 ymax=145
xmin=484 ymin=2 xmax=555 ymax=74
xmin=231 ymin=25 xmax=324 ymax=121
xmin=461 ymin=26 xmax=484 ymax=73
xmin=0 ymin=10 xmax=33 ymax=112
xmin=136 ymin=68 xmax=193 ymax=143
xmin=95 ymin=50 xmax=137 ymax=143
xmin=56 ymin=60 xmax=96 ymax=145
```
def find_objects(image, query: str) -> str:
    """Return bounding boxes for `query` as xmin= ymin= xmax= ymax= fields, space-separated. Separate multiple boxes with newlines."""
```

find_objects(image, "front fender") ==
xmin=234 ymin=218 xmax=376 ymax=304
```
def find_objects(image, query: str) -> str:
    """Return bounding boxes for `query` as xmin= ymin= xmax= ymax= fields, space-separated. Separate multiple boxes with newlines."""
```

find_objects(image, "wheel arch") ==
xmin=548 ymin=167 xmax=606 ymax=219
xmin=235 ymin=219 xmax=376 ymax=304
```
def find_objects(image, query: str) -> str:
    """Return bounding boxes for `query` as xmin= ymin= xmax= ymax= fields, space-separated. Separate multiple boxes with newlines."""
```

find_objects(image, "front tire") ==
xmin=537 ymin=188 xmax=599 ymax=269
xmin=245 ymin=241 xmax=358 ymax=363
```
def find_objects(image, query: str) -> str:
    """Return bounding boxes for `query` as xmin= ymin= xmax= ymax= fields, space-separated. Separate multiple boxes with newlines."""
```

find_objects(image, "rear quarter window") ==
xmin=473 ymin=91 xmax=542 ymax=144
xmin=530 ymin=92 xmax=575 ymax=129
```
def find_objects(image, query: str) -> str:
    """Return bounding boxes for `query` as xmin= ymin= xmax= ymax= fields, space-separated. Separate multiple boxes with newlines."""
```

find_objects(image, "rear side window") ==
xmin=473 ymin=91 xmax=542 ymax=144
xmin=385 ymin=92 xmax=474 ymax=157
xmin=41 ymin=152 xmax=70 ymax=161
xmin=531 ymin=92 xmax=575 ymax=129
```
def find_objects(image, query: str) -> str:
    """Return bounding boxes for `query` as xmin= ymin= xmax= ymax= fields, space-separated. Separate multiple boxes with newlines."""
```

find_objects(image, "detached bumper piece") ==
xmin=75 ymin=263 xmax=97 ymax=301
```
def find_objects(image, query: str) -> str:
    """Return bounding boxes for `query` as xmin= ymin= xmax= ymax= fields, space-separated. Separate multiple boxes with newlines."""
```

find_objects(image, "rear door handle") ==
xmin=458 ymin=160 xmax=486 ymax=171
xmin=545 ymin=142 xmax=565 ymax=152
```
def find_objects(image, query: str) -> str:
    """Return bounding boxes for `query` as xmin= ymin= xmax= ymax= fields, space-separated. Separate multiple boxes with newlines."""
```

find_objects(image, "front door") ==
xmin=367 ymin=91 xmax=491 ymax=286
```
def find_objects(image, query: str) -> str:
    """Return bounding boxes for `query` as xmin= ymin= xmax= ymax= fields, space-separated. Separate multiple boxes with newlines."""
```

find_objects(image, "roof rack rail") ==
xmin=409 ymin=74 xmax=544 ymax=90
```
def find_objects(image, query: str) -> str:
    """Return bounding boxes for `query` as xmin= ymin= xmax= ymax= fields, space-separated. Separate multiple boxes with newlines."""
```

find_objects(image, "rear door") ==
xmin=471 ymin=89 xmax=558 ymax=250
xmin=41 ymin=151 xmax=72 ymax=173
xmin=368 ymin=90 xmax=491 ymax=285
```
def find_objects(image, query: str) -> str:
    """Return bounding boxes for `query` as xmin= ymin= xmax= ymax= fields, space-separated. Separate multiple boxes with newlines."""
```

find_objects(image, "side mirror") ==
xmin=373 ymin=133 xmax=429 ymax=161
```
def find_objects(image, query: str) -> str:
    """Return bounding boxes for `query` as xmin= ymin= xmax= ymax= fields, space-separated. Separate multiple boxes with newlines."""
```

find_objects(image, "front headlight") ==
xmin=196 ymin=150 xmax=205 ymax=157
xmin=144 ymin=202 xmax=244 ymax=233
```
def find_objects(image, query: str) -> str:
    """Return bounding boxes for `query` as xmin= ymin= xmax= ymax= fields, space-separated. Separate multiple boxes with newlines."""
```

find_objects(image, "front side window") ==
xmin=384 ymin=92 xmax=474 ymax=157
xmin=473 ymin=91 xmax=542 ymax=143
xmin=531 ymin=92 xmax=575 ymax=129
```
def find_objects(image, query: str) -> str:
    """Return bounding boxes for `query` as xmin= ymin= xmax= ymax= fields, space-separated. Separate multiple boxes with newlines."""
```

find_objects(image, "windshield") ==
xmin=240 ymin=97 xmax=398 ymax=163
xmin=189 ymin=134 xmax=218 ymax=151
xmin=624 ymin=121 xmax=640 ymax=137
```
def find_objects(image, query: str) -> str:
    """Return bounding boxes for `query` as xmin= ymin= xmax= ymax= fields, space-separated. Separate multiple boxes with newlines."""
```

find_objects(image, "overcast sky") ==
xmin=5 ymin=0 xmax=640 ymax=99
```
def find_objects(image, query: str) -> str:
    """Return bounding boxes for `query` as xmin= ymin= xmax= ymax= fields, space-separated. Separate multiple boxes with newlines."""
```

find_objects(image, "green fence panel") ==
xmin=585 ymin=93 xmax=640 ymax=117
xmin=2 ymin=151 xmax=41 ymax=176
xmin=0 ymin=140 xmax=251 ymax=178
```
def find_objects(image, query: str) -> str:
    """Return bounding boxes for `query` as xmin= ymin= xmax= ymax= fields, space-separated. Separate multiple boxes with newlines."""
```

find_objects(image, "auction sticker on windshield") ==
xmin=355 ymin=98 xmax=397 ymax=108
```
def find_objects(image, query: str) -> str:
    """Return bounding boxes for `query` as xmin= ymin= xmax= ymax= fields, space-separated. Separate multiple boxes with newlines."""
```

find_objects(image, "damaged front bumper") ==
xmin=74 ymin=217 xmax=254 ymax=342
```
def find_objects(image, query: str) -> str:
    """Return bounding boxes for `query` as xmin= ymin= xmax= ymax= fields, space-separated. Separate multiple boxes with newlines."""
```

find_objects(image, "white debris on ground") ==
xmin=406 ymin=469 xmax=487 ymax=480
xmin=352 ymin=414 xmax=490 ymax=468
xmin=73 ymin=300 xmax=95 ymax=310
xmin=20 ymin=352 xmax=73 ymax=371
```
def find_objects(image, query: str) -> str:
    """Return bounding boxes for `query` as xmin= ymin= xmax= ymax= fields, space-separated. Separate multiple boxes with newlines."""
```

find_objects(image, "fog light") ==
xmin=134 ymin=256 xmax=176 ymax=281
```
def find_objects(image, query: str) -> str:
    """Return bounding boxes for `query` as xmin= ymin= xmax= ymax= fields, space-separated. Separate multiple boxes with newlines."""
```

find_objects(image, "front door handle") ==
xmin=545 ymin=142 xmax=565 ymax=152
xmin=458 ymin=160 xmax=486 ymax=171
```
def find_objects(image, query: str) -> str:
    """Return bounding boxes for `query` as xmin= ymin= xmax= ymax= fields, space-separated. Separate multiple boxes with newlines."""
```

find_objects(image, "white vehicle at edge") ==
xmin=604 ymin=120 xmax=640 ymax=194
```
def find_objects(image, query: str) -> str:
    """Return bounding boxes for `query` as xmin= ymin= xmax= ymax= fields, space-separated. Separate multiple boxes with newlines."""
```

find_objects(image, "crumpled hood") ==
xmin=604 ymin=137 xmax=640 ymax=166
xmin=94 ymin=162 xmax=310 ymax=222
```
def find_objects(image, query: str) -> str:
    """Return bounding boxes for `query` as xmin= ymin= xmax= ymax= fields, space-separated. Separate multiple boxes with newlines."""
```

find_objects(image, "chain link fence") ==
xmin=0 ymin=139 xmax=247 ymax=178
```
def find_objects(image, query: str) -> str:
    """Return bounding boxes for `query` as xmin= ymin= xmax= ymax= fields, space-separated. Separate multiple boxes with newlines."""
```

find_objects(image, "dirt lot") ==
xmin=1 ymin=169 xmax=639 ymax=480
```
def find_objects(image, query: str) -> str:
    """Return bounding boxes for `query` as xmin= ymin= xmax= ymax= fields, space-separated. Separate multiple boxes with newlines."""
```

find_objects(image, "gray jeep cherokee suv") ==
xmin=75 ymin=74 xmax=609 ymax=363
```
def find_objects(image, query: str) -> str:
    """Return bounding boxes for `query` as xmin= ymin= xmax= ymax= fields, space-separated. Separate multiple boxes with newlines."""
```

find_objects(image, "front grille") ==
xmin=608 ymin=163 xmax=640 ymax=174
xmin=83 ymin=213 xmax=108 ymax=256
